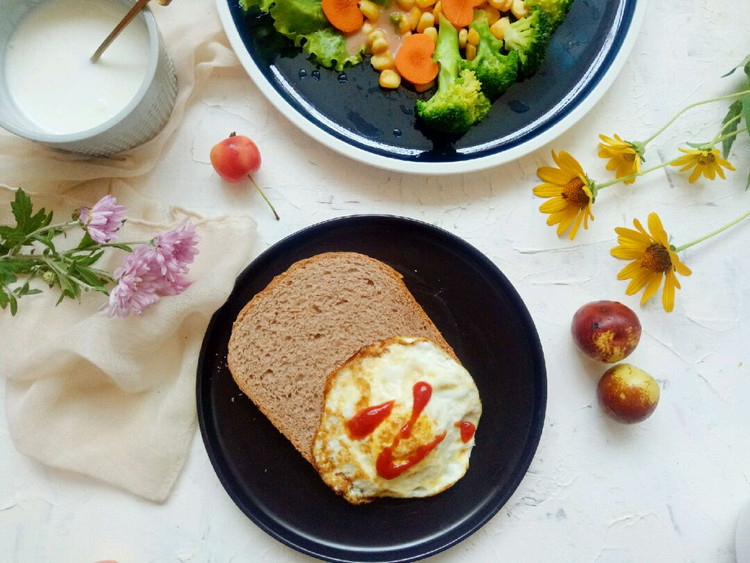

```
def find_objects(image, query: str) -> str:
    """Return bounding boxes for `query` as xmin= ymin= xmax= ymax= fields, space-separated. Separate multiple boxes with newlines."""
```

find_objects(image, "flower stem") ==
xmin=713 ymin=126 xmax=747 ymax=146
xmin=641 ymin=88 xmax=750 ymax=146
xmin=672 ymin=209 xmax=750 ymax=252
xmin=595 ymin=158 xmax=681 ymax=192
xmin=26 ymin=220 xmax=78 ymax=240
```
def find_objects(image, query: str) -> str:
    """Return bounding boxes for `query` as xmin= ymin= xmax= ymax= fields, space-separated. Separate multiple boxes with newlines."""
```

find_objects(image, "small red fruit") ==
xmin=210 ymin=132 xmax=261 ymax=182
xmin=210 ymin=132 xmax=279 ymax=220
xmin=571 ymin=300 xmax=641 ymax=363
xmin=597 ymin=364 xmax=659 ymax=424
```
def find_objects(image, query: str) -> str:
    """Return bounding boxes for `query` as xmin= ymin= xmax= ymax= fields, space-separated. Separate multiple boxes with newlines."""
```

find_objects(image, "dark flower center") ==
xmin=698 ymin=151 xmax=715 ymax=165
xmin=642 ymin=243 xmax=672 ymax=273
xmin=562 ymin=177 xmax=589 ymax=208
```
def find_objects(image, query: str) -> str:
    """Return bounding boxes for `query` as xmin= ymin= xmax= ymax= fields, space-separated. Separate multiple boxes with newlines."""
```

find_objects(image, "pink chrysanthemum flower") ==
xmin=150 ymin=219 xmax=201 ymax=282
xmin=104 ymin=246 xmax=161 ymax=318
xmin=79 ymin=195 xmax=126 ymax=244
xmin=104 ymin=221 xmax=201 ymax=318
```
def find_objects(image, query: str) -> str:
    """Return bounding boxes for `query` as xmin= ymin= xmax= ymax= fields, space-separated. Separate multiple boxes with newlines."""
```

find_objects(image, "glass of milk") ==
xmin=0 ymin=0 xmax=177 ymax=157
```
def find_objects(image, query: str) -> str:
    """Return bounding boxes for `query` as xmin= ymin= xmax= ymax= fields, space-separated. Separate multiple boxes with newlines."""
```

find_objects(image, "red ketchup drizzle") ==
xmin=376 ymin=381 xmax=446 ymax=480
xmin=347 ymin=400 xmax=394 ymax=439
xmin=454 ymin=420 xmax=476 ymax=443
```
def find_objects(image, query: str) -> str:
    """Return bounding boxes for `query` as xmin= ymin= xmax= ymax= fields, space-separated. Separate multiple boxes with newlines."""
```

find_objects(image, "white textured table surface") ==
xmin=2 ymin=0 xmax=749 ymax=561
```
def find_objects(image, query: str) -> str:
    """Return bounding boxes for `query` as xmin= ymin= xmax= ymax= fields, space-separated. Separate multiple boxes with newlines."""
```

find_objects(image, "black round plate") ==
xmin=197 ymin=215 xmax=547 ymax=562
xmin=218 ymin=0 xmax=641 ymax=171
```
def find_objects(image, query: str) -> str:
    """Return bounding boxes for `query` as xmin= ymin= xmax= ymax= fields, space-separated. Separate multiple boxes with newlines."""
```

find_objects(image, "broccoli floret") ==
xmin=416 ymin=15 xmax=491 ymax=135
xmin=461 ymin=11 xmax=519 ymax=100
xmin=503 ymin=6 xmax=552 ymax=79
xmin=524 ymin=0 xmax=575 ymax=29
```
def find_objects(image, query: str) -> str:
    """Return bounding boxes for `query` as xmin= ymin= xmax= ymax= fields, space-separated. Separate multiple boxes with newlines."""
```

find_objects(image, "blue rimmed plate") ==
xmin=217 ymin=0 xmax=644 ymax=174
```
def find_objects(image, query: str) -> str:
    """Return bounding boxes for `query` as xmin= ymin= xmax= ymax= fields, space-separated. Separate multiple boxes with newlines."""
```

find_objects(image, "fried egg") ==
xmin=312 ymin=336 xmax=482 ymax=504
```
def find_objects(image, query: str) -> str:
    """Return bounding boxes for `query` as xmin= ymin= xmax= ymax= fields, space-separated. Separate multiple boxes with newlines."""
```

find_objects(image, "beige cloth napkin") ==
xmin=0 ymin=1 xmax=257 ymax=501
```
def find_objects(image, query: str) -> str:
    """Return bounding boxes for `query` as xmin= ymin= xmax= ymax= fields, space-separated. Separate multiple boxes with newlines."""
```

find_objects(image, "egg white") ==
xmin=312 ymin=336 xmax=482 ymax=504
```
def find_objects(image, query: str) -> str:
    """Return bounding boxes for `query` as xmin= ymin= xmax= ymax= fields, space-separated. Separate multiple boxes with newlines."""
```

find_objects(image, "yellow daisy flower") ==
xmin=671 ymin=147 xmax=736 ymax=183
xmin=598 ymin=134 xmax=643 ymax=184
xmin=533 ymin=151 xmax=595 ymax=240
xmin=611 ymin=212 xmax=692 ymax=313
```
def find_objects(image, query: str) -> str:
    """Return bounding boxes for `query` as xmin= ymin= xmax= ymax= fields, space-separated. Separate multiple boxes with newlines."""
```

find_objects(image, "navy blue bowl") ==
xmin=197 ymin=215 xmax=547 ymax=562
xmin=218 ymin=0 xmax=641 ymax=171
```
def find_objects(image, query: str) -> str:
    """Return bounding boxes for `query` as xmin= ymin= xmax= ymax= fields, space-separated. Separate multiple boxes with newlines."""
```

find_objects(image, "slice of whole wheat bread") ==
xmin=226 ymin=251 xmax=455 ymax=463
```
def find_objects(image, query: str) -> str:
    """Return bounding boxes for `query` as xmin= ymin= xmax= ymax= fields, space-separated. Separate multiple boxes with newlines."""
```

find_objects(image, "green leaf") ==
xmin=71 ymin=250 xmax=105 ymax=267
xmin=0 ymin=263 xmax=18 ymax=285
xmin=0 ymin=189 xmax=55 ymax=252
xmin=686 ymin=141 xmax=707 ymax=149
xmin=75 ymin=232 xmax=97 ymax=250
xmin=71 ymin=264 xmax=108 ymax=293
xmin=302 ymin=29 xmax=363 ymax=71
xmin=11 ymin=189 xmax=52 ymax=237
xmin=29 ymin=233 xmax=57 ymax=253
xmin=721 ymin=99 xmax=742 ymax=157
xmin=0 ymin=286 xmax=8 ymax=309
xmin=721 ymin=54 xmax=750 ymax=79
xmin=108 ymin=243 xmax=133 ymax=252
xmin=9 ymin=294 xmax=17 ymax=316
xmin=742 ymin=92 xmax=750 ymax=138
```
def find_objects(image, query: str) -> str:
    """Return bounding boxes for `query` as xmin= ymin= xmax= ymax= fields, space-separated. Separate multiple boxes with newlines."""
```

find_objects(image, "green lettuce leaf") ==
xmin=302 ymin=29 xmax=364 ymax=71
xmin=241 ymin=0 xmax=364 ymax=71
xmin=269 ymin=0 xmax=330 ymax=43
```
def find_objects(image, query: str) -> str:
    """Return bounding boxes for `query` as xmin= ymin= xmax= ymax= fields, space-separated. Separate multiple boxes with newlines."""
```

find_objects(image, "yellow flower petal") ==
xmin=569 ymin=211 xmax=586 ymax=240
xmin=672 ymin=255 xmax=692 ymax=277
xmin=640 ymin=272 xmax=663 ymax=305
xmin=539 ymin=197 xmax=570 ymax=213
xmin=612 ymin=246 xmax=648 ymax=260
xmin=647 ymin=213 xmax=669 ymax=247
xmin=616 ymin=260 xmax=642 ymax=280
xmin=537 ymin=167 xmax=572 ymax=185
xmin=626 ymin=268 xmax=655 ymax=296
xmin=662 ymin=270 xmax=678 ymax=312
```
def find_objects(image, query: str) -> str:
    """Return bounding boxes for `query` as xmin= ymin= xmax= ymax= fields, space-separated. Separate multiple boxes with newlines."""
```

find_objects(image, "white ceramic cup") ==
xmin=0 ymin=0 xmax=177 ymax=157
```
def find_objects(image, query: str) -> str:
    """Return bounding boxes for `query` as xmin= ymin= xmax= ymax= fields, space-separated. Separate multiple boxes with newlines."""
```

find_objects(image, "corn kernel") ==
xmin=359 ymin=0 xmax=381 ymax=21
xmin=432 ymin=1 xmax=441 ymax=19
xmin=380 ymin=69 xmax=402 ymax=89
xmin=396 ymin=0 xmax=415 ymax=10
xmin=458 ymin=27 xmax=468 ymax=49
xmin=484 ymin=5 xmax=500 ymax=24
xmin=510 ymin=0 xmax=527 ymax=18
xmin=488 ymin=0 xmax=511 ymax=11
xmin=414 ymin=80 xmax=435 ymax=92
xmin=489 ymin=16 xmax=510 ymax=40
xmin=371 ymin=36 xmax=389 ymax=54
xmin=465 ymin=43 xmax=477 ymax=61
xmin=371 ymin=52 xmax=395 ymax=70
xmin=366 ymin=29 xmax=381 ymax=50
xmin=416 ymin=0 xmax=436 ymax=8
xmin=423 ymin=26 xmax=438 ymax=43
xmin=398 ymin=15 xmax=412 ymax=33
xmin=361 ymin=21 xmax=373 ymax=34
xmin=467 ymin=27 xmax=480 ymax=45
xmin=416 ymin=12 xmax=435 ymax=33
xmin=409 ymin=6 xmax=422 ymax=29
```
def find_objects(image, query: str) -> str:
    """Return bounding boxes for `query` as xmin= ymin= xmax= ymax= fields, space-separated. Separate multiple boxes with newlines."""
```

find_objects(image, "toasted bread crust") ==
xmin=226 ymin=252 xmax=454 ymax=462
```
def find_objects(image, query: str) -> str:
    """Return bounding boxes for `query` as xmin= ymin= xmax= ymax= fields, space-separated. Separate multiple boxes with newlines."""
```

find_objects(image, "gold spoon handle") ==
xmin=90 ymin=0 xmax=151 ymax=63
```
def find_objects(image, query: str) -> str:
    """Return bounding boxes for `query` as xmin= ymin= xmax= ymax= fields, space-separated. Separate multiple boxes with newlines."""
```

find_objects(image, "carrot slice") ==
xmin=322 ymin=0 xmax=364 ymax=33
xmin=395 ymin=33 xmax=439 ymax=85
xmin=440 ymin=0 xmax=482 ymax=29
